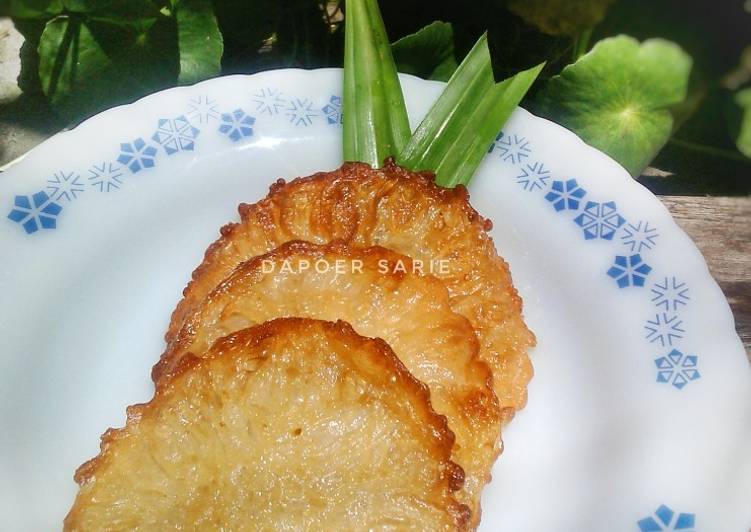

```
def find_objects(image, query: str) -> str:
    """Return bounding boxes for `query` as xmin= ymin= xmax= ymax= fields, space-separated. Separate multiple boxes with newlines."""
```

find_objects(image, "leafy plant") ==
xmin=7 ymin=0 xmax=223 ymax=120
xmin=2 ymin=0 xmax=749 ymax=192
xmin=344 ymin=1 xmax=542 ymax=186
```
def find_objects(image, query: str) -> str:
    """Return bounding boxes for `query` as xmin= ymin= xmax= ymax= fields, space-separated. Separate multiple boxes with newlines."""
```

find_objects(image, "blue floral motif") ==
xmin=489 ymin=132 xmax=531 ymax=164
xmin=515 ymin=162 xmax=551 ymax=191
xmin=322 ymin=95 xmax=343 ymax=124
xmin=644 ymin=313 xmax=685 ymax=347
xmin=117 ymin=138 xmax=157 ymax=173
xmin=652 ymin=277 xmax=690 ymax=311
xmin=574 ymin=201 xmax=625 ymax=240
xmin=219 ymin=109 xmax=255 ymax=142
xmin=638 ymin=505 xmax=695 ymax=531
xmin=544 ymin=179 xmax=586 ymax=211
xmin=622 ymin=220 xmax=659 ymax=252
xmin=7 ymin=191 xmax=62 ymax=234
xmin=46 ymin=171 xmax=84 ymax=202
xmin=252 ymin=87 xmax=286 ymax=115
xmin=286 ymin=98 xmax=318 ymax=126
xmin=607 ymin=253 xmax=652 ymax=288
xmin=655 ymin=350 xmax=700 ymax=390
xmin=88 ymin=162 xmax=124 ymax=192
xmin=152 ymin=116 xmax=200 ymax=155
xmin=187 ymin=95 xmax=219 ymax=124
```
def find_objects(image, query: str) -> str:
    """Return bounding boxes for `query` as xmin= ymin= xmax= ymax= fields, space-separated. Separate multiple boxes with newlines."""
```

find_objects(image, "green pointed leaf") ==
xmin=343 ymin=0 xmax=411 ymax=166
xmin=174 ymin=0 xmax=223 ymax=85
xmin=534 ymin=35 xmax=692 ymax=176
xmin=391 ymin=21 xmax=457 ymax=82
xmin=507 ymin=0 xmax=614 ymax=37
xmin=38 ymin=14 xmax=178 ymax=121
xmin=398 ymin=34 xmax=543 ymax=187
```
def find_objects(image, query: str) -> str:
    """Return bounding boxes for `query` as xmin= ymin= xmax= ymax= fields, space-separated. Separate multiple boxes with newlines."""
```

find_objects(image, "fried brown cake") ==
xmin=65 ymin=318 xmax=469 ymax=531
xmin=167 ymin=160 xmax=535 ymax=420
xmin=155 ymin=241 xmax=501 ymax=524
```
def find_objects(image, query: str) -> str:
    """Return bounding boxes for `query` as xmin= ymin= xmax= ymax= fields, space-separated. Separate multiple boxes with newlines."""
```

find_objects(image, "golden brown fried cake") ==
xmin=167 ymin=160 xmax=535 ymax=420
xmin=156 ymin=241 xmax=500 ymax=524
xmin=66 ymin=318 xmax=469 ymax=531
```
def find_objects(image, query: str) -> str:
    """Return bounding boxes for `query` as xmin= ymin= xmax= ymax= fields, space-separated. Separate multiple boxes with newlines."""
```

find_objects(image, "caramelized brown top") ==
xmin=66 ymin=318 xmax=470 ymax=531
xmin=167 ymin=160 xmax=535 ymax=420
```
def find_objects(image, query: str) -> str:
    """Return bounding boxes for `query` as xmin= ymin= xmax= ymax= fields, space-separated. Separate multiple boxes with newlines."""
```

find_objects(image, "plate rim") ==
xmin=1 ymin=67 xmax=742 ymax=353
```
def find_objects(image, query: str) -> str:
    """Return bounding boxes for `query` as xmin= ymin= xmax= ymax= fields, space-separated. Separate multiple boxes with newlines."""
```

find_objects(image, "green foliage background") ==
xmin=2 ymin=0 xmax=750 ymax=193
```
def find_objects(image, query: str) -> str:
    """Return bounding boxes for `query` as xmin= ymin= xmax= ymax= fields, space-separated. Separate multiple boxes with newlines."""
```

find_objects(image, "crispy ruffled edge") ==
xmin=163 ymin=158 xmax=534 ymax=422
xmin=157 ymin=239 xmax=488 ymax=395
xmin=67 ymin=318 xmax=471 ymax=531
xmin=164 ymin=159 xmax=492 ymax=348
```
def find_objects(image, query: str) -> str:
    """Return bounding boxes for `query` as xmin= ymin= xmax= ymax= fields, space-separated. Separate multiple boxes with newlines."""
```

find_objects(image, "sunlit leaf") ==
xmin=534 ymin=35 xmax=692 ymax=176
xmin=174 ymin=0 xmax=223 ymax=84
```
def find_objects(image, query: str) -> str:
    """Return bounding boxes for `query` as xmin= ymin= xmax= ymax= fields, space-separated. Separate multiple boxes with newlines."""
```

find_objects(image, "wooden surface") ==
xmin=660 ymin=195 xmax=750 ymax=360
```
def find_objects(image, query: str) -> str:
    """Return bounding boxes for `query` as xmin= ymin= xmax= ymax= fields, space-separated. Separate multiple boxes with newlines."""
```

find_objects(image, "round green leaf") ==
xmin=534 ymin=35 xmax=692 ymax=176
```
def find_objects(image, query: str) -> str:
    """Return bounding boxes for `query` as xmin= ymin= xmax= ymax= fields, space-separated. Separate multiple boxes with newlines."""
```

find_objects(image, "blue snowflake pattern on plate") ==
xmin=545 ymin=179 xmax=586 ymax=211
xmin=46 ymin=171 xmax=84 ymax=202
xmin=607 ymin=253 xmax=652 ymax=288
xmin=7 ymin=191 xmax=62 ymax=234
xmin=187 ymin=95 xmax=219 ymax=124
xmin=322 ymin=95 xmax=342 ymax=124
xmin=88 ymin=162 xmax=124 ymax=192
xmin=152 ymin=116 xmax=199 ymax=155
xmin=652 ymin=277 xmax=690 ymax=311
xmin=644 ymin=313 xmax=685 ymax=347
xmin=622 ymin=220 xmax=659 ymax=252
xmin=286 ymin=98 xmax=318 ymax=126
xmin=219 ymin=109 xmax=255 ymax=142
xmin=252 ymin=87 xmax=286 ymax=115
xmin=490 ymin=132 xmax=531 ymax=164
xmin=655 ymin=350 xmax=700 ymax=390
xmin=638 ymin=505 xmax=695 ymax=531
xmin=118 ymin=138 xmax=157 ymax=173
xmin=515 ymin=162 xmax=550 ymax=191
xmin=574 ymin=201 xmax=625 ymax=240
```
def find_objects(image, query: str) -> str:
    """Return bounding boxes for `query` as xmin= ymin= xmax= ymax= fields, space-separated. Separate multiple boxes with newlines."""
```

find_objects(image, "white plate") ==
xmin=1 ymin=68 xmax=749 ymax=531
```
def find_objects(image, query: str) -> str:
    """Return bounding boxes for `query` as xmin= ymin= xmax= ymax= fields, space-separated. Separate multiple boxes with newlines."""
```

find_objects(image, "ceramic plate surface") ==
xmin=1 ymin=68 xmax=749 ymax=531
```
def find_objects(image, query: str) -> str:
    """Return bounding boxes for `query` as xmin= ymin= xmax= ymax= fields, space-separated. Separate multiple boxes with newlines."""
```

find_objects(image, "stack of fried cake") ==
xmin=65 ymin=160 xmax=535 ymax=531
